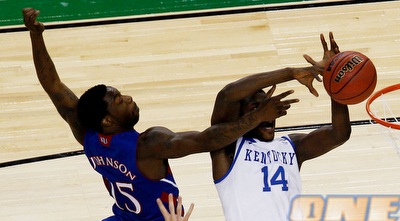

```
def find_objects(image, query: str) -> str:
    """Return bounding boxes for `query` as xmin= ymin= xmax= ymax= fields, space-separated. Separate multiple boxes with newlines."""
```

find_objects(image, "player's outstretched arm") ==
xmin=23 ymin=8 xmax=84 ymax=144
xmin=289 ymin=32 xmax=350 ymax=167
xmin=210 ymin=32 xmax=338 ymax=126
xmin=290 ymin=98 xmax=350 ymax=168
xmin=140 ymin=90 xmax=298 ymax=159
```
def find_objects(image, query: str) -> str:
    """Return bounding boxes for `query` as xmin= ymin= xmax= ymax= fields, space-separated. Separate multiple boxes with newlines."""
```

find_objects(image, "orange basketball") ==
xmin=323 ymin=51 xmax=377 ymax=105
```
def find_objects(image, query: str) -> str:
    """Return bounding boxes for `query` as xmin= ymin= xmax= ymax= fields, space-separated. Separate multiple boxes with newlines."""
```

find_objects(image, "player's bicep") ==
xmin=290 ymin=127 xmax=339 ymax=164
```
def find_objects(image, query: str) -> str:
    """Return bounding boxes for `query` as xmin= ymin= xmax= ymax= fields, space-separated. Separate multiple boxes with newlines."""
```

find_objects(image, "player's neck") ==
xmin=102 ymin=125 xmax=133 ymax=135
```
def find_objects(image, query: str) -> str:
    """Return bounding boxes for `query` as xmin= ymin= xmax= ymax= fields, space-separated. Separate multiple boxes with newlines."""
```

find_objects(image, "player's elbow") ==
xmin=217 ymin=83 xmax=238 ymax=101
xmin=333 ymin=125 xmax=352 ymax=145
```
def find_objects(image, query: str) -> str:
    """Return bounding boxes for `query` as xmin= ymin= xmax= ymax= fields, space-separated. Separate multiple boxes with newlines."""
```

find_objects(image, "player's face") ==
xmin=104 ymin=86 xmax=139 ymax=129
xmin=241 ymin=91 xmax=276 ymax=142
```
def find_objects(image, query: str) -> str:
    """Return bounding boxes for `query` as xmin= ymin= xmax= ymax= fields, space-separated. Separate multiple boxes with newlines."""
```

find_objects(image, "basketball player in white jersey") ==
xmin=210 ymin=32 xmax=351 ymax=221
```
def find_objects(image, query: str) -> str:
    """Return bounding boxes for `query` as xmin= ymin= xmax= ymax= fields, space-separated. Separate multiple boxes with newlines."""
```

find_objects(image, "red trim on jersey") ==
xmin=98 ymin=134 xmax=113 ymax=147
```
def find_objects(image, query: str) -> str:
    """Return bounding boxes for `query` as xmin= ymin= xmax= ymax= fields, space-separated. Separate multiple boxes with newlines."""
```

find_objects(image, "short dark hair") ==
xmin=77 ymin=84 xmax=108 ymax=132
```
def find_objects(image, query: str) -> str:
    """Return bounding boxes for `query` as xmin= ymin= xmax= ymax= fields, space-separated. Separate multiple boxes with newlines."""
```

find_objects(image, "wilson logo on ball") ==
xmin=323 ymin=51 xmax=377 ymax=105
xmin=334 ymin=55 xmax=364 ymax=83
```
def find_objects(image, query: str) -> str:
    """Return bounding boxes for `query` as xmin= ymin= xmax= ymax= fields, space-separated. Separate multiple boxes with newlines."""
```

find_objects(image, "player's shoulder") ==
xmin=142 ymin=126 xmax=173 ymax=136
xmin=287 ymin=133 xmax=306 ymax=144
xmin=137 ymin=126 xmax=176 ymax=160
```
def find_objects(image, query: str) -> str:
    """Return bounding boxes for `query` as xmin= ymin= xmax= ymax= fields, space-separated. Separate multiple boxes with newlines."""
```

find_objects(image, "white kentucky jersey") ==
xmin=215 ymin=136 xmax=301 ymax=221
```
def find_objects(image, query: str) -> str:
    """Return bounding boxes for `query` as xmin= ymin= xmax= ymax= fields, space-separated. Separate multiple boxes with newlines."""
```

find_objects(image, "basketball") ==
xmin=323 ymin=51 xmax=377 ymax=105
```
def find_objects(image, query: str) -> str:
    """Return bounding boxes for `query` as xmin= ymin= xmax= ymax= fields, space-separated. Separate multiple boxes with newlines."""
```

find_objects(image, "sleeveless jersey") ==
xmin=84 ymin=129 xmax=179 ymax=221
xmin=215 ymin=136 xmax=301 ymax=221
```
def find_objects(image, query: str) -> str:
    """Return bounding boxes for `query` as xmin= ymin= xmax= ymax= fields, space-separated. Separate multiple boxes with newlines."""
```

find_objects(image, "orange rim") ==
xmin=366 ymin=83 xmax=400 ymax=129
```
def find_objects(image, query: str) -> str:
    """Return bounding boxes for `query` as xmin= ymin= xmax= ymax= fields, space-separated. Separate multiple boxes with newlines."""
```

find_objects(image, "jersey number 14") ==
xmin=261 ymin=165 xmax=289 ymax=191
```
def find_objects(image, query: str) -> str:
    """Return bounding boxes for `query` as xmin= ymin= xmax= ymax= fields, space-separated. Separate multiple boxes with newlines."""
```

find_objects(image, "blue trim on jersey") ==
xmin=214 ymin=137 xmax=247 ymax=184
xmin=281 ymin=135 xmax=296 ymax=151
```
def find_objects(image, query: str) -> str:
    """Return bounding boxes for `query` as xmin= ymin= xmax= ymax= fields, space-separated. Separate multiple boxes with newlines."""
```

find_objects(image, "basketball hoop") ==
xmin=366 ymin=83 xmax=400 ymax=157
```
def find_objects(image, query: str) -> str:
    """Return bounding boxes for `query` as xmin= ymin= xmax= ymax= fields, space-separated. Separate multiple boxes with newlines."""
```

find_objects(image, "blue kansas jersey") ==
xmin=84 ymin=129 xmax=179 ymax=221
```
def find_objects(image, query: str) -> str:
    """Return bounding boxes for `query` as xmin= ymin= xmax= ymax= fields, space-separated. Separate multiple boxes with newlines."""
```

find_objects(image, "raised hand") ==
xmin=255 ymin=89 xmax=299 ymax=122
xmin=157 ymin=194 xmax=194 ymax=221
xmin=291 ymin=66 xmax=322 ymax=97
xmin=303 ymin=32 xmax=340 ymax=71
xmin=290 ymin=32 xmax=340 ymax=97
xmin=22 ymin=8 xmax=44 ymax=34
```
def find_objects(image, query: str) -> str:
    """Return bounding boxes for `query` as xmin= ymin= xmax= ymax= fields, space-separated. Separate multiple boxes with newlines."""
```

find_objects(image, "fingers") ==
xmin=274 ymin=90 xmax=299 ymax=106
xmin=23 ymin=8 xmax=42 ymax=33
xmin=168 ymin=194 xmax=176 ymax=218
xmin=311 ymin=71 xmax=323 ymax=82
xmin=303 ymin=54 xmax=317 ymax=66
xmin=274 ymin=100 xmax=295 ymax=117
xmin=274 ymin=101 xmax=295 ymax=116
xmin=265 ymin=85 xmax=276 ymax=99
xmin=271 ymin=91 xmax=299 ymax=112
xmin=274 ymin=90 xmax=295 ymax=100
xmin=279 ymin=98 xmax=299 ymax=117
xmin=157 ymin=194 xmax=193 ymax=221
xmin=156 ymin=198 xmax=170 ymax=220
xmin=183 ymin=203 xmax=195 ymax=220
xmin=176 ymin=196 xmax=183 ymax=221
xmin=280 ymin=98 xmax=299 ymax=106
xmin=320 ymin=33 xmax=328 ymax=52
xmin=320 ymin=32 xmax=340 ymax=54
xmin=316 ymin=71 xmax=323 ymax=80
xmin=257 ymin=91 xmax=299 ymax=121
xmin=329 ymin=32 xmax=340 ymax=53
xmin=31 ymin=10 xmax=40 ymax=23
xmin=22 ymin=8 xmax=34 ymax=15
xmin=23 ymin=8 xmax=38 ymax=22
xmin=309 ymin=87 xmax=319 ymax=97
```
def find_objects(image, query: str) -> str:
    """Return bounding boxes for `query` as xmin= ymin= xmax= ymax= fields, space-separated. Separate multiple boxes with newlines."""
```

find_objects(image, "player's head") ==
xmin=240 ymin=90 xmax=276 ymax=141
xmin=77 ymin=84 xmax=139 ymax=133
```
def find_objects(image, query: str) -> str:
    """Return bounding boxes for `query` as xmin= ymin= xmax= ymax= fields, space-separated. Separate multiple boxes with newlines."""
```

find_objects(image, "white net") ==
xmin=366 ymin=84 xmax=400 ymax=157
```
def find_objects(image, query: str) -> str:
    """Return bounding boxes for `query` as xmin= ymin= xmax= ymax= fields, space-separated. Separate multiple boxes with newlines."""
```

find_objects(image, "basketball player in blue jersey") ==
xmin=23 ymin=8 xmax=301 ymax=221
xmin=210 ymin=32 xmax=351 ymax=221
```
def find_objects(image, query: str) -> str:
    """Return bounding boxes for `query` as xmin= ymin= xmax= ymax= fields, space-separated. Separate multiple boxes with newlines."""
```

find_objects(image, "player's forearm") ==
xmin=330 ymin=99 xmax=351 ymax=142
xmin=221 ymin=67 xmax=296 ymax=101
xmin=29 ymin=32 xmax=61 ymax=93
xmin=204 ymin=110 xmax=262 ymax=151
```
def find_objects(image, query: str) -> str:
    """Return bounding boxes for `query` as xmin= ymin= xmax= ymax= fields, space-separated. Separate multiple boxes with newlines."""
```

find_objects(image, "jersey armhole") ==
xmin=282 ymin=135 xmax=296 ymax=151
xmin=214 ymin=137 xmax=245 ymax=184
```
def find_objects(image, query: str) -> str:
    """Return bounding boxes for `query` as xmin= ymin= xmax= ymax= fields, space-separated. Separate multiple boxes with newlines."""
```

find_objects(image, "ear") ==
xmin=101 ymin=115 xmax=113 ymax=127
